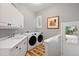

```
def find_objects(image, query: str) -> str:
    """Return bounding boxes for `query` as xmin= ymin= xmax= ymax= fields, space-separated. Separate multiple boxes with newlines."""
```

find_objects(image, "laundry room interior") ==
xmin=0 ymin=3 xmax=79 ymax=56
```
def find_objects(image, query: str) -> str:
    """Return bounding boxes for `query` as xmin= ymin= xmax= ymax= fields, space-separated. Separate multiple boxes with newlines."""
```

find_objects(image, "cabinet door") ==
xmin=10 ymin=45 xmax=20 ymax=56
xmin=0 ymin=3 xmax=14 ymax=24
xmin=0 ymin=3 xmax=24 ymax=29
xmin=9 ymin=4 xmax=24 ymax=28
xmin=18 ymin=39 xmax=27 ymax=56
xmin=10 ymin=39 xmax=27 ymax=56
xmin=21 ymin=39 xmax=27 ymax=56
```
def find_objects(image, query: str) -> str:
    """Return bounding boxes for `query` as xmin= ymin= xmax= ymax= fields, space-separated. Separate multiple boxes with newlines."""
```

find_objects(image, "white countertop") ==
xmin=0 ymin=34 xmax=27 ymax=48
xmin=44 ymin=34 xmax=61 ymax=43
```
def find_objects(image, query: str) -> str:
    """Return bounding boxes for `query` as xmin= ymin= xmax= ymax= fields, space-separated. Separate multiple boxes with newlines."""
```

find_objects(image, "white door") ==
xmin=61 ymin=21 xmax=79 ymax=56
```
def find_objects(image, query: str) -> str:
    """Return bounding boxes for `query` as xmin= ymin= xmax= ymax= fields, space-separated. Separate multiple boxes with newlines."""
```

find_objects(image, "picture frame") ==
xmin=47 ymin=16 xmax=59 ymax=29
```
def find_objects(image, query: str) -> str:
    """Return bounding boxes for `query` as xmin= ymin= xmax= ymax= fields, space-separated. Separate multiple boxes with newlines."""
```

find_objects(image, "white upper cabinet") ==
xmin=0 ymin=3 xmax=24 ymax=29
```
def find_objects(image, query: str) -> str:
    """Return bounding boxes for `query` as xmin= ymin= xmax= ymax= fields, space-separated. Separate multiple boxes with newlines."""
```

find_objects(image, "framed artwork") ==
xmin=47 ymin=16 xmax=59 ymax=29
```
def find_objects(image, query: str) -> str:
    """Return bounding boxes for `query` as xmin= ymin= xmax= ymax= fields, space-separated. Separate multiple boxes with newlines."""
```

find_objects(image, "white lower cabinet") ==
xmin=20 ymin=40 xmax=27 ymax=56
xmin=10 ymin=45 xmax=20 ymax=56
xmin=10 ymin=39 xmax=27 ymax=56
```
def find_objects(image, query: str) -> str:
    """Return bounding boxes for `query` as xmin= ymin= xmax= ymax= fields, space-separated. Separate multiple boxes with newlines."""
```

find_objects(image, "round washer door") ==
xmin=38 ymin=35 xmax=43 ymax=42
xmin=29 ymin=36 xmax=36 ymax=46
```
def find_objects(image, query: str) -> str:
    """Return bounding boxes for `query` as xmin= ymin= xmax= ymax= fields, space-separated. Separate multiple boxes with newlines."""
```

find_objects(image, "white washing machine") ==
xmin=23 ymin=32 xmax=43 ymax=51
xmin=35 ymin=32 xmax=44 ymax=46
xmin=26 ymin=32 xmax=37 ymax=51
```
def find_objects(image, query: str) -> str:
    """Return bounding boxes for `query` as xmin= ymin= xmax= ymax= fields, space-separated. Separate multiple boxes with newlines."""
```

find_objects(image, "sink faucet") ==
xmin=8 ymin=33 xmax=15 ymax=38
xmin=12 ymin=33 xmax=15 ymax=37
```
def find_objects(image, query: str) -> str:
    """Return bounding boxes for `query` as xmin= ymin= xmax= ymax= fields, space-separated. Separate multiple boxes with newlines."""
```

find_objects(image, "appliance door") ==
xmin=28 ymin=36 xmax=37 ymax=50
xmin=29 ymin=36 xmax=36 ymax=46
xmin=61 ymin=22 xmax=79 ymax=56
xmin=38 ymin=34 xmax=43 ymax=43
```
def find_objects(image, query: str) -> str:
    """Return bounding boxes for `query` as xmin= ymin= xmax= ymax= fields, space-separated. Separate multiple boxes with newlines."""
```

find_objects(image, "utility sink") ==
xmin=8 ymin=34 xmax=24 ymax=40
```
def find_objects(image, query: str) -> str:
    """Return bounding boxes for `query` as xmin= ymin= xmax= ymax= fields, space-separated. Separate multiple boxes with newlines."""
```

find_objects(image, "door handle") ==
xmin=65 ymin=38 xmax=67 ymax=40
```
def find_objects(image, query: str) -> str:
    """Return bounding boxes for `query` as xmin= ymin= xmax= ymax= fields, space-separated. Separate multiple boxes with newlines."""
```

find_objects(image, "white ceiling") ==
xmin=14 ymin=3 xmax=55 ymax=13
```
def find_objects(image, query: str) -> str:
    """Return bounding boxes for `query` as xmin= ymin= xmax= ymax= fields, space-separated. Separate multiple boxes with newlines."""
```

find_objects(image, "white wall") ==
xmin=36 ymin=3 xmax=79 ymax=39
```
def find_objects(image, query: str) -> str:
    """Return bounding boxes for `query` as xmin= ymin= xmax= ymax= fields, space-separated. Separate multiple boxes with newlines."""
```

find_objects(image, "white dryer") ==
xmin=27 ymin=32 xmax=37 ymax=51
xmin=35 ymin=32 xmax=44 ymax=46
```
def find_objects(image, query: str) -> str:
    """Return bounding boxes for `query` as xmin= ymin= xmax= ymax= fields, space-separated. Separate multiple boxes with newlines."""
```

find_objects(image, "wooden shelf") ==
xmin=25 ymin=44 xmax=46 ymax=56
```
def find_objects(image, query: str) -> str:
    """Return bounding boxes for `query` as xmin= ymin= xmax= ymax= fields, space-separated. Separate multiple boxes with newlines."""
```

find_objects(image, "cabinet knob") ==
xmin=19 ymin=48 xmax=21 ymax=50
xmin=20 ymin=26 xmax=22 ymax=27
xmin=16 ymin=46 xmax=18 ymax=49
xmin=65 ymin=38 xmax=67 ymax=40
xmin=24 ymin=42 xmax=26 ymax=45
xmin=8 ymin=23 xmax=11 ymax=26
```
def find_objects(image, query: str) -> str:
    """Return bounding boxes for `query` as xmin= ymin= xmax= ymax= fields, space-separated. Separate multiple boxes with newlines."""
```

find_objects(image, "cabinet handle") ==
xmin=16 ymin=46 xmax=18 ymax=49
xmin=8 ymin=23 xmax=11 ymax=26
xmin=65 ymin=38 xmax=67 ymax=40
xmin=24 ymin=42 xmax=26 ymax=45
xmin=20 ymin=26 xmax=22 ymax=27
xmin=19 ymin=48 xmax=21 ymax=50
